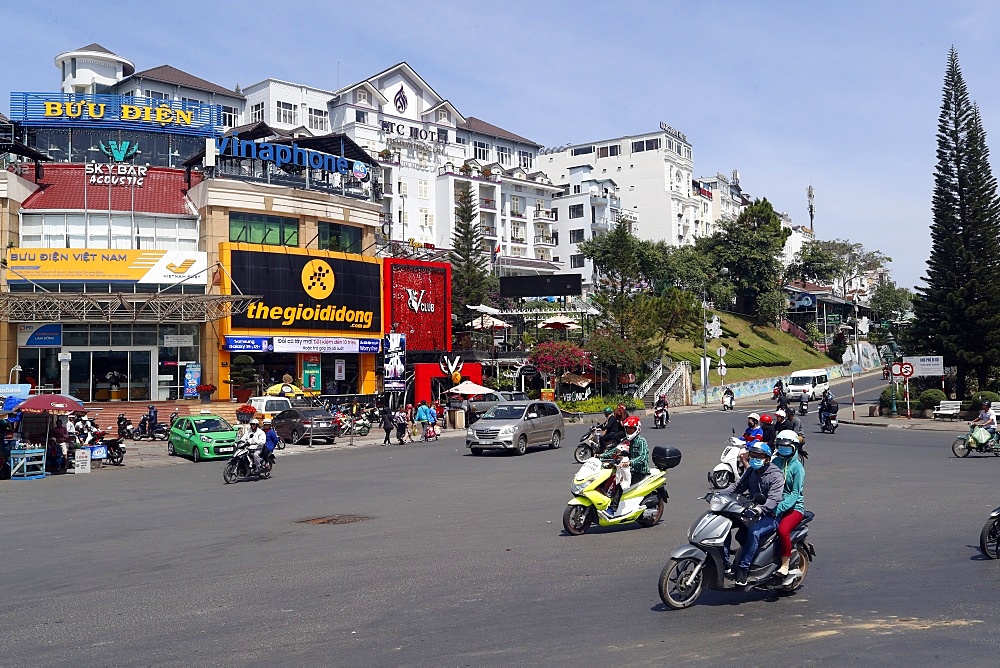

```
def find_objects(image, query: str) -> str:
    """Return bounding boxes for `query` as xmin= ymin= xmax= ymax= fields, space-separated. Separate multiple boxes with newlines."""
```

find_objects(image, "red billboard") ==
xmin=383 ymin=258 xmax=452 ymax=352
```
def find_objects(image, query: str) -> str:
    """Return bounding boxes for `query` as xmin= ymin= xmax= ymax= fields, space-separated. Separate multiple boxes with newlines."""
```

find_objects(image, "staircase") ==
xmin=635 ymin=360 xmax=664 ymax=406
xmin=81 ymin=400 xmax=198 ymax=429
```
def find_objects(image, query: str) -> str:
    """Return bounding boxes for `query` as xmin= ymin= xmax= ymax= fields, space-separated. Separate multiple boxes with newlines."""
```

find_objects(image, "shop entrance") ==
xmin=64 ymin=347 xmax=156 ymax=402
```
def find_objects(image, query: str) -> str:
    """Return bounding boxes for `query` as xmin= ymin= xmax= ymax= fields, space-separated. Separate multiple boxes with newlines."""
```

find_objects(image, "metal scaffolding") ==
xmin=0 ymin=292 xmax=260 ymax=323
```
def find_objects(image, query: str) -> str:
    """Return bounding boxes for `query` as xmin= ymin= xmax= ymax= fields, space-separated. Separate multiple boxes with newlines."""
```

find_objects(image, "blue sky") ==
xmin=5 ymin=0 xmax=1000 ymax=290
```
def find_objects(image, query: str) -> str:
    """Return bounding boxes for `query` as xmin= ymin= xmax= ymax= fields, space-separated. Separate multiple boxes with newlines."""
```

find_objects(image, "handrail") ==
xmin=654 ymin=362 xmax=687 ymax=398
xmin=633 ymin=361 xmax=663 ymax=398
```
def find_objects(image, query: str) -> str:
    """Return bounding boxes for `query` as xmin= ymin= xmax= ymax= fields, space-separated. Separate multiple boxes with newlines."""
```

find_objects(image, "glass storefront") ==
xmin=26 ymin=127 xmax=204 ymax=168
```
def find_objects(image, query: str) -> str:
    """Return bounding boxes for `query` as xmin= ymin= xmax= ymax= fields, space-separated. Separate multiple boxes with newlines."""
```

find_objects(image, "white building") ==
xmin=540 ymin=123 xmax=698 ymax=247
xmin=696 ymin=170 xmax=748 ymax=231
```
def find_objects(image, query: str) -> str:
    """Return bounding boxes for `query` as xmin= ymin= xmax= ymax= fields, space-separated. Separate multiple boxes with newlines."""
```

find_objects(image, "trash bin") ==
xmin=451 ymin=409 xmax=466 ymax=430
xmin=868 ymin=405 xmax=878 ymax=417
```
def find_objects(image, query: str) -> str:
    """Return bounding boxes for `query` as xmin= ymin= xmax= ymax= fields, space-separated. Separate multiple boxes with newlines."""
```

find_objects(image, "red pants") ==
xmin=777 ymin=510 xmax=804 ymax=557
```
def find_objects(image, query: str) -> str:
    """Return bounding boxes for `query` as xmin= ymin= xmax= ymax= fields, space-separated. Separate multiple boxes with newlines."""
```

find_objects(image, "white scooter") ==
xmin=708 ymin=433 xmax=746 ymax=489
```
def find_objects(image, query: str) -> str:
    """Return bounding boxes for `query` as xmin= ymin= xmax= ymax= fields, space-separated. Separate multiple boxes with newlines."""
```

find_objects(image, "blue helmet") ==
xmin=748 ymin=442 xmax=772 ymax=458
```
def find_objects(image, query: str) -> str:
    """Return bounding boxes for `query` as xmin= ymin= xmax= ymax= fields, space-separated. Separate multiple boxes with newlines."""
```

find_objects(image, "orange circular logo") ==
xmin=301 ymin=260 xmax=335 ymax=300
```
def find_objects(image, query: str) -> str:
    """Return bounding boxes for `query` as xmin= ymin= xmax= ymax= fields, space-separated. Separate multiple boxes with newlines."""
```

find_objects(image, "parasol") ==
xmin=540 ymin=315 xmax=581 ymax=330
xmin=16 ymin=394 xmax=85 ymax=415
xmin=470 ymin=314 xmax=511 ymax=330
xmin=446 ymin=380 xmax=496 ymax=395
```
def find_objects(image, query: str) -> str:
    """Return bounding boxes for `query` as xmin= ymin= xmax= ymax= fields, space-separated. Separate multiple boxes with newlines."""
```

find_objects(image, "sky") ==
xmin=4 ymin=0 xmax=1000 ymax=290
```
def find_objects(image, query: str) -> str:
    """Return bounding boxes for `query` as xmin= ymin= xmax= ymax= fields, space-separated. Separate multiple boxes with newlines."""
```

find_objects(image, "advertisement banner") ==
xmin=5 ymin=249 xmax=208 ymax=284
xmin=335 ymin=359 xmax=346 ymax=380
xmin=184 ymin=363 xmax=202 ymax=399
xmin=0 ymin=384 xmax=32 ymax=399
xmin=903 ymin=355 xmax=945 ymax=377
xmin=384 ymin=259 xmax=451 ymax=352
xmin=16 ymin=323 xmax=62 ymax=347
xmin=272 ymin=336 xmax=381 ymax=354
xmin=303 ymin=360 xmax=321 ymax=391
xmin=384 ymin=333 xmax=406 ymax=391
xmin=224 ymin=336 xmax=272 ymax=352
xmin=227 ymin=247 xmax=381 ymax=333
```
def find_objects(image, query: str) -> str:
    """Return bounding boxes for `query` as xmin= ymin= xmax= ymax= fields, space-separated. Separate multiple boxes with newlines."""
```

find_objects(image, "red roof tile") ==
xmin=21 ymin=164 xmax=199 ymax=216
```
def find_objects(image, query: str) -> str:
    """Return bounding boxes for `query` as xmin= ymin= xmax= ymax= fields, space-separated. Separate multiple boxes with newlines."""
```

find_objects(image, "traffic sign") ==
xmin=718 ymin=365 xmax=727 ymax=377
xmin=717 ymin=346 xmax=727 ymax=358
xmin=900 ymin=362 xmax=914 ymax=378
xmin=890 ymin=362 xmax=903 ymax=376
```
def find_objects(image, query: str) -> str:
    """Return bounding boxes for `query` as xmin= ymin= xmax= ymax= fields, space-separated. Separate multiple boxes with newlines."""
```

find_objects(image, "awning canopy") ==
xmin=0 ymin=292 xmax=260 ymax=323
xmin=560 ymin=372 xmax=592 ymax=388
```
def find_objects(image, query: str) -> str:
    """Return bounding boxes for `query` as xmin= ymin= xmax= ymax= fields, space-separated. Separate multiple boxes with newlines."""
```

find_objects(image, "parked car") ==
xmin=167 ymin=413 xmax=239 ymax=462
xmin=448 ymin=392 xmax=503 ymax=415
xmin=271 ymin=408 xmax=339 ymax=444
xmin=499 ymin=391 xmax=529 ymax=402
xmin=466 ymin=401 xmax=565 ymax=456
xmin=247 ymin=396 xmax=293 ymax=421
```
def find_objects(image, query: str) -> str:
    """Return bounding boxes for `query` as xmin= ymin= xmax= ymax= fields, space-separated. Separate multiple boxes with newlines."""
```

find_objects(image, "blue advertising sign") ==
xmin=359 ymin=338 xmax=381 ymax=353
xmin=16 ymin=323 xmax=62 ymax=347
xmin=184 ymin=363 xmax=202 ymax=399
xmin=0 ymin=384 xmax=32 ymax=399
xmin=225 ymin=336 xmax=272 ymax=352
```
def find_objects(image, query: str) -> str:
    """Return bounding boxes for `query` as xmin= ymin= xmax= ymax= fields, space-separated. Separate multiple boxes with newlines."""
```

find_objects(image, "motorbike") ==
xmin=338 ymin=414 xmax=371 ymax=436
xmin=952 ymin=426 xmax=1000 ymax=457
xmin=709 ymin=435 xmax=746 ymax=489
xmin=223 ymin=439 xmax=274 ymax=484
xmin=980 ymin=505 xmax=1000 ymax=559
xmin=117 ymin=413 xmax=135 ymax=440
xmin=573 ymin=425 xmax=605 ymax=463
xmin=819 ymin=411 xmax=839 ymax=434
xmin=722 ymin=393 xmax=735 ymax=411
xmin=653 ymin=406 xmax=668 ymax=429
xmin=562 ymin=445 xmax=681 ymax=535
xmin=657 ymin=491 xmax=816 ymax=609
xmin=101 ymin=434 xmax=127 ymax=466
xmin=798 ymin=394 xmax=809 ymax=416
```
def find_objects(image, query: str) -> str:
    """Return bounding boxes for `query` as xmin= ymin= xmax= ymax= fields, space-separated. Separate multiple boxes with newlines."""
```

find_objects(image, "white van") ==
xmin=786 ymin=369 xmax=830 ymax=400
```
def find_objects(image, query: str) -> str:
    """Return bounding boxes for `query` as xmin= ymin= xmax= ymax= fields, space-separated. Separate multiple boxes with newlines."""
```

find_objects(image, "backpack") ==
xmin=826 ymin=399 xmax=839 ymax=413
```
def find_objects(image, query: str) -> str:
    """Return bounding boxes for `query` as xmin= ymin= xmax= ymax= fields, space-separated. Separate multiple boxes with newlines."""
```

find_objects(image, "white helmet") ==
xmin=775 ymin=409 xmax=786 ymax=418
xmin=249 ymin=419 xmax=260 ymax=425
xmin=747 ymin=413 xmax=760 ymax=423
xmin=775 ymin=430 xmax=799 ymax=450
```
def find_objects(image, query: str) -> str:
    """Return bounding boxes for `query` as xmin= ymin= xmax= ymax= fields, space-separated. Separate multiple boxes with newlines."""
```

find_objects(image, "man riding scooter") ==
xmin=598 ymin=404 xmax=628 ymax=451
xmin=654 ymin=393 xmax=670 ymax=428
xmin=818 ymin=391 xmax=839 ymax=431
xmin=722 ymin=441 xmax=785 ymax=586
xmin=598 ymin=415 xmax=649 ymax=519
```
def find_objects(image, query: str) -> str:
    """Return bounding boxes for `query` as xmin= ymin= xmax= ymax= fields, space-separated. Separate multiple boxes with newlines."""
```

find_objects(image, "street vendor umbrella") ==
xmin=446 ymin=380 xmax=496 ymax=395
xmin=265 ymin=383 xmax=305 ymax=397
xmin=470 ymin=314 xmax=511 ymax=330
xmin=15 ymin=394 xmax=85 ymax=415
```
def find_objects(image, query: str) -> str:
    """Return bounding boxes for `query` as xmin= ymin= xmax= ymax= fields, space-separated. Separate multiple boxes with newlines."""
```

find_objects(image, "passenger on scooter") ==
xmin=818 ymin=391 xmax=838 ymax=429
xmin=261 ymin=418 xmax=280 ymax=461
xmin=772 ymin=430 xmax=806 ymax=577
xmin=759 ymin=413 xmax=776 ymax=447
xmin=654 ymin=394 xmax=670 ymax=425
xmin=742 ymin=413 xmax=764 ymax=444
xmin=969 ymin=400 xmax=998 ymax=439
xmin=775 ymin=390 xmax=790 ymax=415
xmin=598 ymin=404 xmax=628 ymax=450
xmin=247 ymin=419 xmax=267 ymax=472
xmin=774 ymin=408 xmax=809 ymax=460
xmin=722 ymin=441 xmax=784 ymax=586
xmin=598 ymin=415 xmax=649 ymax=518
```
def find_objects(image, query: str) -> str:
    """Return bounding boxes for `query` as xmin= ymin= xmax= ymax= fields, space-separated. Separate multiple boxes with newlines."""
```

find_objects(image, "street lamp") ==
xmin=885 ymin=332 xmax=901 ymax=417
xmin=702 ymin=267 xmax=729 ymax=406
xmin=9 ymin=365 xmax=22 ymax=384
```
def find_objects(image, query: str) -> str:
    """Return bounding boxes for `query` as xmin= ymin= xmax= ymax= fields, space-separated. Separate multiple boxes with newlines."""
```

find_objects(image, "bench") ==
xmin=932 ymin=400 xmax=962 ymax=420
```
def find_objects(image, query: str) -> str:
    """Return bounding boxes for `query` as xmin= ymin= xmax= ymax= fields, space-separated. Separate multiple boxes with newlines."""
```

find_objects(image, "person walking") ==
xmin=379 ymin=404 xmax=394 ymax=446
xmin=393 ymin=407 xmax=408 ymax=445
xmin=415 ymin=401 xmax=433 ymax=441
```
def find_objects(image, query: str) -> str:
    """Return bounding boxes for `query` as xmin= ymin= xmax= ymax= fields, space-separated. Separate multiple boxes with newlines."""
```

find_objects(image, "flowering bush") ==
xmin=196 ymin=383 xmax=217 ymax=393
xmin=235 ymin=404 xmax=256 ymax=415
xmin=529 ymin=341 xmax=589 ymax=375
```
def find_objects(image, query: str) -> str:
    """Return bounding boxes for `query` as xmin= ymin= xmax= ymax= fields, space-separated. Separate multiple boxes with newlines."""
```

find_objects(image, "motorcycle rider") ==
xmin=599 ymin=404 xmax=628 ymax=451
xmin=775 ymin=408 xmax=809 ymax=460
xmin=722 ymin=441 xmax=785 ymax=586
xmin=742 ymin=413 xmax=764 ymax=444
xmin=775 ymin=389 xmax=790 ymax=415
xmin=654 ymin=393 xmax=670 ymax=426
xmin=598 ymin=415 xmax=649 ymax=519
xmin=260 ymin=418 xmax=280 ymax=466
xmin=772 ymin=430 xmax=806 ymax=577
xmin=723 ymin=386 xmax=735 ymax=410
xmin=818 ymin=390 xmax=838 ymax=429
xmin=247 ymin=419 xmax=267 ymax=472
xmin=773 ymin=379 xmax=784 ymax=398
xmin=969 ymin=400 xmax=998 ymax=440
xmin=759 ymin=413 xmax=777 ymax=447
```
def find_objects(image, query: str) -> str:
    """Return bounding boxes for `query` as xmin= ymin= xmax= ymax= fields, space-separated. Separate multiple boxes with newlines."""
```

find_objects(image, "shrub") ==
xmin=972 ymin=391 xmax=1000 ymax=407
xmin=738 ymin=339 xmax=751 ymax=348
xmin=879 ymin=386 xmax=901 ymax=408
xmin=917 ymin=388 xmax=946 ymax=410
xmin=558 ymin=394 xmax=643 ymax=413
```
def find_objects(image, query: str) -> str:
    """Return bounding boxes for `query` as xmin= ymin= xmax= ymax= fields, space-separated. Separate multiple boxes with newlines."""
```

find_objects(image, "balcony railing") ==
xmin=480 ymin=198 xmax=496 ymax=209
xmin=481 ymin=226 xmax=498 ymax=237
xmin=533 ymin=209 xmax=556 ymax=221
xmin=382 ymin=182 xmax=393 ymax=195
xmin=533 ymin=235 xmax=555 ymax=245
xmin=511 ymin=236 xmax=527 ymax=244
xmin=510 ymin=210 xmax=525 ymax=218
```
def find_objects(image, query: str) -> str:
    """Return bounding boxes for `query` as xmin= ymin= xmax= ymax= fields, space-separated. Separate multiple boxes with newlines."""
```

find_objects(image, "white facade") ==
xmin=242 ymin=78 xmax=335 ymax=135
xmin=697 ymin=170 xmax=747 ymax=231
xmin=55 ymin=44 xmax=134 ymax=94
xmin=541 ymin=124 xmax=697 ymax=247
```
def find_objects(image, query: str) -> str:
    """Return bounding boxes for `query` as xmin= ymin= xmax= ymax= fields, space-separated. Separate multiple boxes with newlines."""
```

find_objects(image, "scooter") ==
xmin=223 ymin=439 xmax=274 ymax=484
xmin=798 ymin=394 xmax=809 ymax=416
xmin=722 ymin=393 xmax=735 ymax=411
xmin=653 ymin=405 xmax=667 ymax=428
xmin=952 ymin=425 xmax=1000 ymax=457
xmin=117 ymin=414 xmax=135 ymax=440
xmin=573 ymin=425 xmax=604 ymax=463
xmin=562 ymin=445 xmax=681 ymax=535
xmin=709 ymin=434 xmax=746 ymax=489
xmin=819 ymin=411 xmax=839 ymax=434
xmin=657 ymin=491 xmax=816 ymax=609
xmin=102 ymin=434 xmax=127 ymax=466
xmin=980 ymin=505 xmax=1000 ymax=559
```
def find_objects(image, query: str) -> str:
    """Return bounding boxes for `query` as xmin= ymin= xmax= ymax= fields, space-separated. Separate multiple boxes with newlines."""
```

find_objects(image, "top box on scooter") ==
xmin=652 ymin=446 xmax=682 ymax=470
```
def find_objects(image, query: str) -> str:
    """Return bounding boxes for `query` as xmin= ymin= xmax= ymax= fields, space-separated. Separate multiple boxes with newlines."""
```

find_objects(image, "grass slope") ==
xmin=664 ymin=313 xmax=832 ymax=388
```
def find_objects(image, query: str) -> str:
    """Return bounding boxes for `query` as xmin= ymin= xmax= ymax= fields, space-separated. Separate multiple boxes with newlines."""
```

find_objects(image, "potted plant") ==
xmin=482 ymin=167 xmax=492 ymax=178
xmin=459 ymin=164 xmax=472 ymax=175
xmin=196 ymin=383 xmax=217 ymax=404
xmin=235 ymin=403 xmax=256 ymax=424
xmin=226 ymin=354 xmax=258 ymax=403
xmin=378 ymin=148 xmax=393 ymax=161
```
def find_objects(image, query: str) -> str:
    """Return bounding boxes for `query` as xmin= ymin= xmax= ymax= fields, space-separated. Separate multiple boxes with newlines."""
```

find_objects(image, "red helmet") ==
xmin=760 ymin=414 xmax=774 ymax=425
xmin=617 ymin=403 xmax=627 ymax=413
xmin=622 ymin=415 xmax=642 ymax=440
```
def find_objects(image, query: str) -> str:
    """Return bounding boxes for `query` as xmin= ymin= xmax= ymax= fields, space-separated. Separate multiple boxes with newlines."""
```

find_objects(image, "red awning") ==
xmin=21 ymin=164 xmax=199 ymax=215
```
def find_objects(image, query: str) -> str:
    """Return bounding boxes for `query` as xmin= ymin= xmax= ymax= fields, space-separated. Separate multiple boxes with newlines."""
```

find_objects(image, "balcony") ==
xmin=533 ymin=235 xmax=556 ymax=245
xmin=480 ymin=198 xmax=496 ymax=209
xmin=510 ymin=234 xmax=527 ymax=244
xmin=382 ymin=182 xmax=393 ymax=195
xmin=533 ymin=208 xmax=556 ymax=221
xmin=510 ymin=210 xmax=526 ymax=219
xmin=480 ymin=226 xmax=498 ymax=237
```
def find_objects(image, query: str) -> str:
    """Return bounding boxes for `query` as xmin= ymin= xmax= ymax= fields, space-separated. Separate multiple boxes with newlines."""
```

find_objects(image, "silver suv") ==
xmin=466 ymin=401 xmax=565 ymax=456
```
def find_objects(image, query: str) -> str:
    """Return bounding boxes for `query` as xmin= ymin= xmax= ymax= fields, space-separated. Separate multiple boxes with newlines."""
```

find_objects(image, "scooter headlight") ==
xmin=571 ymin=482 xmax=587 ymax=495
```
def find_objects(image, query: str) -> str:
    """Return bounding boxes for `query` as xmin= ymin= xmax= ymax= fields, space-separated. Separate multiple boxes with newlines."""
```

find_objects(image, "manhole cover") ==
xmin=298 ymin=514 xmax=373 ymax=525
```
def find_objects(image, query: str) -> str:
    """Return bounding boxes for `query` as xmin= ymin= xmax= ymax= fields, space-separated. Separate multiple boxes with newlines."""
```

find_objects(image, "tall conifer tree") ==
xmin=912 ymin=47 xmax=1000 ymax=396
xmin=450 ymin=183 xmax=492 ymax=326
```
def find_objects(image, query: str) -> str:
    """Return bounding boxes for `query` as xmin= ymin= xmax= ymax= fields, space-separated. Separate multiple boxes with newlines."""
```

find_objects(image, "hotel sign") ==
xmin=9 ymin=92 xmax=221 ymax=137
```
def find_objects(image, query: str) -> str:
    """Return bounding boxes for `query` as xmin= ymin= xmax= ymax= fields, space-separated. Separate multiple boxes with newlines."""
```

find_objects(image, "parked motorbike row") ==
xmin=45 ymin=416 xmax=127 ymax=471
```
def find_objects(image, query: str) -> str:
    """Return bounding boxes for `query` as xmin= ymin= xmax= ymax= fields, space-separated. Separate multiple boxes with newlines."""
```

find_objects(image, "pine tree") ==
xmin=911 ymin=47 xmax=1000 ymax=397
xmin=449 ymin=183 xmax=492 ymax=325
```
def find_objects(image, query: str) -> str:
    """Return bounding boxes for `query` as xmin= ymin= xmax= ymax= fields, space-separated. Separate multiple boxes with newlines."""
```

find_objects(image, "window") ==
xmin=356 ymin=89 xmax=369 ymax=105
xmin=398 ymin=209 xmax=408 ymax=225
xmin=355 ymin=110 xmax=368 ymax=125
xmin=572 ymin=146 xmax=594 ymax=156
xmin=220 ymin=105 xmax=238 ymax=127
xmin=570 ymin=254 xmax=585 ymax=268
xmin=438 ymin=109 xmax=448 ymax=122
xmin=496 ymin=146 xmax=512 ymax=165
xmin=437 ymin=128 xmax=448 ymax=143
xmin=456 ymin=136 xmax=467 ymax=145
xmin=518 ymin=151 xmax=533 ymax=170
xmin=418 ymin=180 xmax=428 ymax=199
xmin=309 ymin=108 xmax=329 ymax=131
xmin=145 ymin=90 xmax=169 ymax=100
xmin=631 ymin=138 xmax=661 ymax=153
xmin=474 ymin=141 xmax=490 ymax=161
xmin=511 ymin=196 xmax=521 ymax=216
xmin=573 ymin=184 xmax=581 ymax=194
xmin=568 ymin=204 xmax=584 ymax=219
xmin=597 ymin=145 xmax=620 ymax=158
xmin=398 ymin=182 xmax=408 ymax=196
xmin=569 ymin=229 xmax=585 ymax=243
xmin=318 ymin=221 xmax=362 ymax=253
xmin=180 ymin=96 xmax=202 ymax=106
xmin=276 ymin=101 xmax=296 ymax=125
xmin=251 ymin=102 xmax=264 ymax=123
xmin=228 ymin=212 xmax=299 ymax=247
xmin=420 ymin=208 xmax=434 ymax=227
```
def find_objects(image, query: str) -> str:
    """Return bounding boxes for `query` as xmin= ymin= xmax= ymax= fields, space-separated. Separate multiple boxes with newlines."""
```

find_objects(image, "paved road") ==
xmin=2 ymin=375 xmax=998 ymax=666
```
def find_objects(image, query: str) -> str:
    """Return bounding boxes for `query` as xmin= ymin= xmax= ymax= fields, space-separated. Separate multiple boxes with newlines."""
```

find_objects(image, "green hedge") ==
xmin=917 ymin=389 xmax=946 ymax=410
xmin=558 ymin=395 xmax=644 ymax=413
xmin=666 ymin=347 xmax=792 ymax=369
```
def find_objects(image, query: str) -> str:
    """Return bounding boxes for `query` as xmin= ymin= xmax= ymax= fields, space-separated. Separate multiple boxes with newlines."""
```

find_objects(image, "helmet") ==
xmin=262 ymin=418 xmax=272 ymax=425
xmin=775 ymin=409 xmax=786 ymax=418
xmin=622 ymin=415 xmax=642 ymax=440
xmin=617 ymin=403 xmax=627 ymax=413
xmin=775 ymin=429 xmax=799 ymax=451
xmin=759 ymin=414 xmax=774 ymax=425
xmin=983 ymin=399 xmax=992 ymax=408
xmin=747 ymin=441 xmax=772 ymax=458
xmin=249 ymin=419 xmax=259 ymax=425
xmin=148 ymin=405 xmax=154 ymax=410
xmin=659 ymin=393 xmax=666 ymax=399
xmin=747 ymin=412 xmax=760 ymax=423
xmin=603 ymin=407 xmax=613 ymax=416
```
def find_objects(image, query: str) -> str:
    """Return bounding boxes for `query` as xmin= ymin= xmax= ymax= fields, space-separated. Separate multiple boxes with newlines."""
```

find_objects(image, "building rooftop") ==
xmin=74 ymin=42 xmax=117 ymax=55
xmin=21 ymin=164 xmax=198 ymax=216
xmin=120 ymin=65 xmax=245 ymax=100
xmin=461 ymin=117 xmax=539 ymax=147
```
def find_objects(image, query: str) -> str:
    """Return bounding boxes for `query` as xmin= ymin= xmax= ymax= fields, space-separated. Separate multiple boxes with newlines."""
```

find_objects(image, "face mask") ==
xmin=777 ymin=446 xmax=794 ymax=457
xmin=749 ymin=458 xmax=766 ymax=470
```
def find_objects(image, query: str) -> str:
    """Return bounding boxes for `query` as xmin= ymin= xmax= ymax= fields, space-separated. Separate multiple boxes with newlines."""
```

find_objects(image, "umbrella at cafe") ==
xmin=16 ymin=394 xmax=85 ymax=415
xmin=265 ymin=383 xmax=305 ymax=397
xmin=560 ymin=372 xmax=592 ymax=388
xmin=540 ymin=315 xmax=581 ymax=330
xmin=446 ymin=380 xmax=496 ymax=395
xmin=469 ymin=314 xmax=511 ymax=330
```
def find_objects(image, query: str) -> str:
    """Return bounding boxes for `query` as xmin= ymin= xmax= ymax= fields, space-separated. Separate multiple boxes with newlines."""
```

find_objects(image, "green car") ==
xmin=167 ymin=414 xmax=239 ymax=462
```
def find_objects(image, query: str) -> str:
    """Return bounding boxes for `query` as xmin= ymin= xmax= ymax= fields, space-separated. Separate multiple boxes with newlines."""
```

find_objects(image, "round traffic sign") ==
xmin=717 ymin=346 xmax=727 ymax=358
xmin=718 ymin=366 xmax=727 ymax=377
xmin=900 ymin=362 xmax=914 ymax=378
xmin=890 ymin=362 xmax=903 ymax=376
